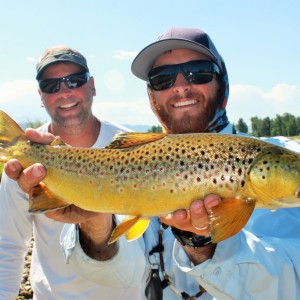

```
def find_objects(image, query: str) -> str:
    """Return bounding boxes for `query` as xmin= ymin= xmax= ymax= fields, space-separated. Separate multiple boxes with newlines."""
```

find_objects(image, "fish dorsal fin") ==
xmin=105 ymin=132 xmax=167 ymax=149
xmin=28 ymin=183 xmax=70 ymax=213
xmin=0 ymin=110 xmax=25 ymax=144
xmin=50 ymin=136 xmax=67 ymax=146
xmin=209 ymin=197 xmax=256 ymax=243
xmin=108 ymin=216 xmax=150 ymax=244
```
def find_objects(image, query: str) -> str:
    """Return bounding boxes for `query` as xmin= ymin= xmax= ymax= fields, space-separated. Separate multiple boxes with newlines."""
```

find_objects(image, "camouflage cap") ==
xmin=36 ymin=45 xmax=89 ymax=80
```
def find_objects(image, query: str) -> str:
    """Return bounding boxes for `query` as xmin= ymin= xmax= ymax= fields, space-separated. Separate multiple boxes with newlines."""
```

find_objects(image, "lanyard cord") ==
xmin=149 ymin=225 xmax=206 ymax=299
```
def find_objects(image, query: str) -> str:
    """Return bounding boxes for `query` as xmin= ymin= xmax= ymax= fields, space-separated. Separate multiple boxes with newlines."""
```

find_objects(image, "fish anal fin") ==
xmin=209 ymin=197 xmax=256 ymax=243
xmin=29 ymin=183 xmax=70 ymax=213
xmin=106 ymin=132 xmax=167 ymax=149
xmin=125 ymin=218 xmax=150 ymax=241
xmin=109 ymin=215 xmax=148 ymax=244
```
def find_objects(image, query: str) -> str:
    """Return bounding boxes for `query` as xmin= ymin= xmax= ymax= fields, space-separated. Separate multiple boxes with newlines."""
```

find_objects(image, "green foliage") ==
xmin=251 ymin=113 xmax=300 ymax=137
xmin=235 ymin=118 xmax=248 ymax=133
xmin=148 ymin=125 xmax=163 ymax=133
xmin=0 ymin=162 xmax=3 ymax=182
xmin=26 ymin=119 xmax=46 ymax=129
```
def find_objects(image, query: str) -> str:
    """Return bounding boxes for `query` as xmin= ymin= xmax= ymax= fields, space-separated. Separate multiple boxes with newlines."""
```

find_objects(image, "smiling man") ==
xmin=0 ymin=46 xmax=141 ymax=299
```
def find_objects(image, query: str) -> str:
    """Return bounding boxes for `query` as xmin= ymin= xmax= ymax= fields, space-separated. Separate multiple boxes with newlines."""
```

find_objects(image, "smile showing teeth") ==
xmin=173 ymin=99 xmax=197 ymax=108
xmin=60 ymin=103 xmax=77 ymax=109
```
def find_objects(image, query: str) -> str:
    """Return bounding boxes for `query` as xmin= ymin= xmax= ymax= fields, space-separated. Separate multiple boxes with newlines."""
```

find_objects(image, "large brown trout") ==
xmin=0 ymin=110 xmax=299 ymax=243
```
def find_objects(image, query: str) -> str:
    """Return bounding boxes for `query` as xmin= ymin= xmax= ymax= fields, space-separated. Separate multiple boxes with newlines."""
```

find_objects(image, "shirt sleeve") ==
xmin=173 ymin=208 xmax=300 ymax=300
xmin=0 ymin=173 xmax=33 ymax=299
xmin=60 ymin=223 xmax=146 ymax=289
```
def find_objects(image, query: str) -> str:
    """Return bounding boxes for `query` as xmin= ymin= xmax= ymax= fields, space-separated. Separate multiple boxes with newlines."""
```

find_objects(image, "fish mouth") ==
xmin=172 ymin=99 xmax=198 ymax=108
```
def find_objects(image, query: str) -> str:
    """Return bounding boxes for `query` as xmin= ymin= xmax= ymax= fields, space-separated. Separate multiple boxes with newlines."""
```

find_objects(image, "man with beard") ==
xmin=4 ymin=28 xmax=300 ymax=299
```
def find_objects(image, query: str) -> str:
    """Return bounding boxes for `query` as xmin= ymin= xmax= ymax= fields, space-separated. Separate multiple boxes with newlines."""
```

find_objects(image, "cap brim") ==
xmin=131 ymin=39 xmax=219 ymax=81
xmin=36 ymin=58 xmax=89 ymax=80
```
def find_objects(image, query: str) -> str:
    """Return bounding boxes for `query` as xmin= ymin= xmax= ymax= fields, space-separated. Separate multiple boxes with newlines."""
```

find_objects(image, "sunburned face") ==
xmin=148 ymin=49 xmax=225 ymax=134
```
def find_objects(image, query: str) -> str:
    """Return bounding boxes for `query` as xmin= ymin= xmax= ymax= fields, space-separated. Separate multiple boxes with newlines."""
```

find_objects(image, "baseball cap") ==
xmin=131 ymin=27 xmax=225 ymax=81
xmin=36 ymin=45 xmax=89 ymax=80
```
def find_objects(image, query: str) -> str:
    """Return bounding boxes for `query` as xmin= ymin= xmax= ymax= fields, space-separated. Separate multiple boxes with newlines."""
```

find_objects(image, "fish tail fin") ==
xmin=108 ymin=216 xmax=150 ymax=244
xmin=209 ymin=197 xmax=256 ymax=243
xmin=0 ymin=110 xmax=26 ymax=162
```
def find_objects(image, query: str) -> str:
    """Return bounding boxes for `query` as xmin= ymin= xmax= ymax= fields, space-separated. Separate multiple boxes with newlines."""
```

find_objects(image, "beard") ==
xmin=150 ymin=85 xmax=224 ymax=134
xmin=45 ymin=97 xmax=93 ymax=129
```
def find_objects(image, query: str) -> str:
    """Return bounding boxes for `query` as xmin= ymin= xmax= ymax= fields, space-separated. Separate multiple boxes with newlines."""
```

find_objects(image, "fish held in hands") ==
xmin=0 ymin=110 xmax=299 ymax=244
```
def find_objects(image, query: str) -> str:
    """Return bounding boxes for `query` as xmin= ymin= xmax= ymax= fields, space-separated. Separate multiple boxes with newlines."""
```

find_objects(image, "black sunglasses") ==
xmin=39 ymin=72 xmax=90 ymax=94
xmin=147 ymin=60 xmax=221 ymax=91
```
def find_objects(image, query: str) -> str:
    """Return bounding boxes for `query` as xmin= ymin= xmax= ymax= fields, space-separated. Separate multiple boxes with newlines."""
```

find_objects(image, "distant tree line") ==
xmin=234 ymin=113 xmax=300 ymax=137
xmin=148 ymin=125 xmax=163 ymax=133
xmin=148 ymin=113 xmax=300 ymax=137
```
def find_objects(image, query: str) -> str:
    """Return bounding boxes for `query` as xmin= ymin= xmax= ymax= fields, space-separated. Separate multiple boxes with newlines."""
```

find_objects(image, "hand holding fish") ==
xmin=4 ymin=129 xmax=54 ymax=193
xmin=1 ymin=111 xmax=300 ymax=246
xmin=160 ymin=195 xmax=222 ymax=236
xmin=3 ymin=127 xmax=118 ymax=261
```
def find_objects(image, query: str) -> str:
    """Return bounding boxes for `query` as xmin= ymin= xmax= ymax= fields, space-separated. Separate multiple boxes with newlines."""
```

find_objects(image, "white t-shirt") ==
xmin=0 ymin=118 xmax=141 ymax=300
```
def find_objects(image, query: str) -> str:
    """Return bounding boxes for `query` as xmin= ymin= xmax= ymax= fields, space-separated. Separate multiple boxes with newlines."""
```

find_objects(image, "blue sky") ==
xmin=0 ymin=0 xmax=299 ymax=128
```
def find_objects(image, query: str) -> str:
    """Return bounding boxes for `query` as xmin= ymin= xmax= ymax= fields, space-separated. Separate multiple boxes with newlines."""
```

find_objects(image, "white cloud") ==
xmin=0 ymin=80 xmax=48 ymax=123
xmin=92 ymin=98 xmax=158 ymax=126
xmin=103 ymin=69 xmax=125 ymax=94
xmin=26 ymin=56 xmax=37 ymax=62
xmin=227 ymin=83 xmax=300 ymax=126
xmin=113 ymin=50 xmax=138 ymax=60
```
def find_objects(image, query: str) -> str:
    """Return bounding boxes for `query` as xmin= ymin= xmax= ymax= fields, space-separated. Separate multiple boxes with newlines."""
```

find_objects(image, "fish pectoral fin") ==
xmin=105 ymin=132 xmax=167 ymax=149
xmin=209 ymin=197 xmax=256 ymax=243
xmin=28 ymin=183 xmax=70 ymax=213
xmin=50 ymin=136 xmax=67 ymax=146
xmin=109 ymin=216 xmax=150 ymax=244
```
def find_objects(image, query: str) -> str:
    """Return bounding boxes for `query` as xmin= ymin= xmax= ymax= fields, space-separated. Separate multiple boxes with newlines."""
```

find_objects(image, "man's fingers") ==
xmin=189 ymin=200 xmax=210 ymax=232
xmin=4 ymin=159 xmax=23 ymax=180
xmin=203 ymin=194 xmax=222 ymax=213
xmin=17 ymin=164 xmax=46 ymax=193
xmin=25 ymin=128 xmax=56 ymax=144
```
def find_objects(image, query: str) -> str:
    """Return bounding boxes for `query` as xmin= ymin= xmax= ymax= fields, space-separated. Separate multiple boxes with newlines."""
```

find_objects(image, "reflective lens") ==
xmin=148 ymin=60 xmax=221 ymax=91
xmin=39 ymin=72 xmax=90 ymax=94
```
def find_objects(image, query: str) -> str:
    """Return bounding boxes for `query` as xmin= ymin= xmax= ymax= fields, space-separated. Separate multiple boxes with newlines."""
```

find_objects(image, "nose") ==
xmin=58 ymin=81 xmax=71 ymax=94
xmin=172 ymin=72 xmax=191 ymax=91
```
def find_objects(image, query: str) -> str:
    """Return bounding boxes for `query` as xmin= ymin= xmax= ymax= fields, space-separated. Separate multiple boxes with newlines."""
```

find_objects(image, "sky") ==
xmin=0 ymin=0 xmax=299 ymax=129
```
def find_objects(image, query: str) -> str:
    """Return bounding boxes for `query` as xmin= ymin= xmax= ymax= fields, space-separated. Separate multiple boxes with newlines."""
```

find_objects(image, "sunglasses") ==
xmin=39 ymin=72 xmax=90 ymax=94
xmin=147 ymin=60 xmax=221 ymax=91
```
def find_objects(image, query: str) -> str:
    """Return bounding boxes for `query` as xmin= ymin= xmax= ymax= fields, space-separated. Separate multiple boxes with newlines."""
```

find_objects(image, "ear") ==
xmin=220 ymin=96 xmax=227 ymax=109
xmin=90 ymin=76 xmax=96 ymax=96
xmin=147 ymin=85 xmax=159 ymax=114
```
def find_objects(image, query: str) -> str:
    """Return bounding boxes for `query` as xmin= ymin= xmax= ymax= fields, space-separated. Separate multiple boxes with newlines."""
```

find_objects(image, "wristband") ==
xmin=171 ymin=227 xmax=212 ymax=248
